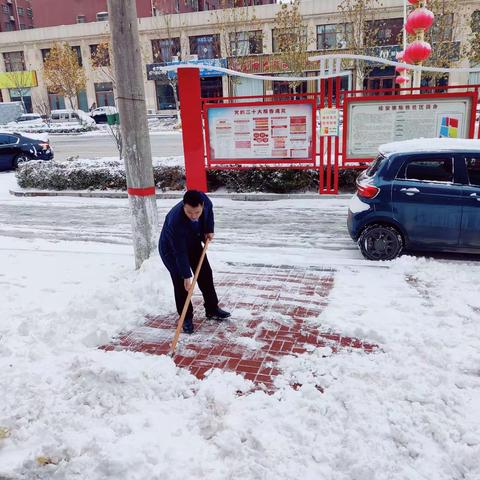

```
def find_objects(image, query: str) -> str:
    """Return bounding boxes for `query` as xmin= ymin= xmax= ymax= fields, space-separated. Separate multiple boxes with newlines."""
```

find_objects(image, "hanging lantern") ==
xmin=407 ymin=0 xmax=421 ymax=4
xmin=396 ymin=76 xmax=409 ymax=85
xmin=395 ymin=65 xmax=408 ymax=73
xmin=405 ymin=21 xmax=415 ymax=36
xmin=406 ymin=7 xmax=435 ymax=33
xmin=405 ymin=40 xmax=432 ymax=63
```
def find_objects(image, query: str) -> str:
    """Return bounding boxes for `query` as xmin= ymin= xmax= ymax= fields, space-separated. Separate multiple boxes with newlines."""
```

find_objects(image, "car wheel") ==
xmin=13 ymin=154 xmax=31 ymax=169
xmin=358 ymin=224 xmax=403 ymax=261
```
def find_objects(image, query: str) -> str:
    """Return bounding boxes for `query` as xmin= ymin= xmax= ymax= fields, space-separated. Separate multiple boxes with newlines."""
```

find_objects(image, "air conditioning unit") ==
xmin=171 ymin=56 xmax=179 ymax=62
xmin=9 ymin=15 xmax=15 ymax=22
xmin=6 ymin=0 xmax=12 ymax=4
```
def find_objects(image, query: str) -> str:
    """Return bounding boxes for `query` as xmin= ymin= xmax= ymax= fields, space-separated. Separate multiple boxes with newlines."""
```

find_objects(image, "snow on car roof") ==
xmin=379 ymin=138 xmax=480 ymax=156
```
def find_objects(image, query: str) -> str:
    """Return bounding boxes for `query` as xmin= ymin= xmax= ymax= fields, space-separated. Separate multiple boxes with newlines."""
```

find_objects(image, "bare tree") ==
xmin=151 ymin=6 xmax=189 ymax=122
xmin=43 ymin=42 xmax=86 ymax=109
xmin=210 ymin=0 xmax=261 ymax=95
xmin=91 ymin=41 xmax=123 ymax=158
xmin=273 ymin=0 xmax=310 ymax=92
xmin=337 ymin=0 xmax=384 ymax=90
xmin=420 ymin=0 xmax=462 ymax=85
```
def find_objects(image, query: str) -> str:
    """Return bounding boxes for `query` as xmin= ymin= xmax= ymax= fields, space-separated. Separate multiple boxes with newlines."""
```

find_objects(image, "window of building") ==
xmin=95 ymin=82 xmax=115 ymax=107
xmin=151 ymin=38 xmax=181 ymax=63
xmin=272 ymin=27 xmax=307 ymax=53
xmin=77 ymin=15 xmax=86 ymax=23
xmin=4 ymin=22 xmax=14 ymax=31
xmin=19 ymin=23 xmax=26 ymax=29
xmin=3 ymin=51 xmax=26 ymax=72
xmin=71 ymin=46 xmax=82 ymax=66
xmin=96 ymin=12 xmax=108 ymax=22
xmin=367 ymin=18 xmax=403 ymax=46
xmin=48 ymin=92 xmax=66 ymax=110
xmin=316 ymin=23 xmax=352 ymax=50
xmin=1 ymin=4 xmax=9 ymax=14
xmin=229 ymin=31 xmax=263 ymax=56
xmin=17 ymin=6 xmax=24 ymax=16
xmin=155 ymin=82 xmax=177 ymax=110
xmin=41 ymin=48 xmax=51 ymax=62
xmin=200 ymin=77 xmax=223 ymax=98
xmin=27 ymin=8 xmax=33 ymax=17
xmin=90 ymin=44 xmax=110 ymax=67
xmin=430 ymin=13 xmax=454 ymax=43
xmin=189 ymin=34 xmax=220 ymax=59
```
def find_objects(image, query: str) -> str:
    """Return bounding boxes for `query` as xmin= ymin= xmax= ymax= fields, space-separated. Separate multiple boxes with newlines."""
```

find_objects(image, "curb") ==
xmin=9 ymin=189 xmax=352 ymax=201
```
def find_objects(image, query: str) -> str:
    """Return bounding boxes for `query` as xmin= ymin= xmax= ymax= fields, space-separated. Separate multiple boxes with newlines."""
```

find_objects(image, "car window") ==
xmin=72 ymin=113 xmax=80 ymax=119
xmin=365 ymin=154 xmax=386 ymax=177
xmin=51 ymin=113 xmax=60 ymax=120
xmin=466 ymin=157 xmax=480 ymax=187
xmin=403 ymin=158 xmax=453 ymax=183
xmin=0 ymin=134 xmax=18 ymax=145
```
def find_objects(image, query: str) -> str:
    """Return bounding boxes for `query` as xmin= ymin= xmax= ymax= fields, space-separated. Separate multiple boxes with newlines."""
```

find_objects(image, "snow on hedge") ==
xmin=15 ymin=157 xmax=185 ymax=191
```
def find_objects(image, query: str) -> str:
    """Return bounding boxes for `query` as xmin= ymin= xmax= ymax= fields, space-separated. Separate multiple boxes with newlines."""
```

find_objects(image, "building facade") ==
xmin=0 ymin=0 xmax=33 ymax=32
xmin=0 ymin=0 xmax=477 ymax=114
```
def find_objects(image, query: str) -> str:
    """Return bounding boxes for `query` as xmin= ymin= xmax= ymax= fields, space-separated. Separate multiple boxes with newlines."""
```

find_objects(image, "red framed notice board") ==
xmin=205 ymin=100 xmax=316 ymax=165
xmin=343 ymin=92 xmax=478 ymax=162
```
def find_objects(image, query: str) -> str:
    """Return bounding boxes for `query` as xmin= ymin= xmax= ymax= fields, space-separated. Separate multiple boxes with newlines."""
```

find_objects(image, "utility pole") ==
xmin=107 ymin=0 xmax=159 ymax=269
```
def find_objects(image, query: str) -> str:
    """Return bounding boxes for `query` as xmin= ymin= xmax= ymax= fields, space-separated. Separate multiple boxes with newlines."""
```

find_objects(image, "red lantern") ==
xmin=395 ymin=65 xmax=408 ymax=73
xmin=405 ymin=40 xmax=432 ymax=63
xmin=407 ymin=0 xmax=420 ymax=4
xmin=405 ymin=21 xmax=415 ymax=35
xmin=406 ymin=7 xmax=435 ymax=33
xmin=396 ymin=76 xmax=409 ymax=85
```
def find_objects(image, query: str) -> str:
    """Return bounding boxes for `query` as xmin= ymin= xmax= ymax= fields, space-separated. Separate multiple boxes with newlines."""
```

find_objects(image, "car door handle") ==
xmin=400 ymin=187 xmax=420 ymax=196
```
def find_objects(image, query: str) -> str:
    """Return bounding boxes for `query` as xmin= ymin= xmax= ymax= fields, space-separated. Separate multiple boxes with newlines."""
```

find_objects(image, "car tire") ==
xmin=358 ymin=224 xmax=403 ymax=261
xmin=13 ymin=153 xmax=31 ymax=169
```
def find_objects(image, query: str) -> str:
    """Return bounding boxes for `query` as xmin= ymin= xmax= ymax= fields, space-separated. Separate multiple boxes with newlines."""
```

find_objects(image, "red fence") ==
xmin=178 ymin=68 xmax=480 ymax=195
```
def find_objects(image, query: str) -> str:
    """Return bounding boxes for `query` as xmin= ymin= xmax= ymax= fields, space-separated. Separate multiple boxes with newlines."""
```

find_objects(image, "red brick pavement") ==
xmin=102 ymin=265 xmax=376 ymax=391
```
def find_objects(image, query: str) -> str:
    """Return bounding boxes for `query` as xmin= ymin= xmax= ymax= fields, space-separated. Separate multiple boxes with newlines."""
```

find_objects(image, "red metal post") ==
xmin=178 ymin=68 xmax=207 ymax=192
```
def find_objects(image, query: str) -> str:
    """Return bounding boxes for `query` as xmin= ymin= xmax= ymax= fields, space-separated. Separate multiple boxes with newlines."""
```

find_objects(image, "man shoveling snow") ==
xmin=159 ymin=190 xmax=230 ymax=334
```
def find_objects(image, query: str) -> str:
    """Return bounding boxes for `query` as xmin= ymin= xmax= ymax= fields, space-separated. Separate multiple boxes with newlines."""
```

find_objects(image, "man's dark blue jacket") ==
xmin=159 ymin=193 xmax=214 ymax=279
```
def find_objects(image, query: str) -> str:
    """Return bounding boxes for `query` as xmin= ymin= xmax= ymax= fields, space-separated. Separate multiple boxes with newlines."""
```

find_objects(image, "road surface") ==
xmin=49 ymin=132 xmax=184 ymax=161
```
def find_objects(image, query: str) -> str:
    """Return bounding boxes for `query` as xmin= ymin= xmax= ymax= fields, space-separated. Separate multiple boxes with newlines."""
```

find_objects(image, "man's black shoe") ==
xmin=206 ymin=307 xmax=231 ymax=321
xmin=182 ymin=317 xmax=194 ymax=334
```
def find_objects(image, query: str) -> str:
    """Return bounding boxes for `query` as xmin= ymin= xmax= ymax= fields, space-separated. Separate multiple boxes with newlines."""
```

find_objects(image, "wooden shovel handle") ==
xmin=169 ymin=239 xmax=210 ymax=356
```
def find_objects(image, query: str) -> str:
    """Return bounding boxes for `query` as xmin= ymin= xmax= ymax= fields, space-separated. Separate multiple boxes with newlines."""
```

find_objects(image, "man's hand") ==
xmin=205 ymin=232 xmax=214 ymax=242
xmin=184 ymin=277 xmax=192 ymax=291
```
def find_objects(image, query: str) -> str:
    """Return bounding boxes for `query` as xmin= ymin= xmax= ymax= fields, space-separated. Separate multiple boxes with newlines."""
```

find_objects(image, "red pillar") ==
xmin=178 ymin=67 xmax=208 ymax=192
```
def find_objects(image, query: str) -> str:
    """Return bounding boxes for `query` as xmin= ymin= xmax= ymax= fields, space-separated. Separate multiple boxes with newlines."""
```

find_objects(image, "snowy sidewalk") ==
xmin=104 ymin=264 xmax=376 ymax=391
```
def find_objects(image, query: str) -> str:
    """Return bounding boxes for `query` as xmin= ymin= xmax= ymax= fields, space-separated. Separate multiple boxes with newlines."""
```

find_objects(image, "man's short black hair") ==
xmin=183 ymin=190 xmax=204 ymax=207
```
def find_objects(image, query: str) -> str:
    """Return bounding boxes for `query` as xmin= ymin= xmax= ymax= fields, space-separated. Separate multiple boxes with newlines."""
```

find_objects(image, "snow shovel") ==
xmin=169 ymin=238 xmax=210 ymax=357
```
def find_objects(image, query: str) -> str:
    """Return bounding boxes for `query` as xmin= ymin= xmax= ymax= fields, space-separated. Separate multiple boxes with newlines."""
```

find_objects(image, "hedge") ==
xmin=16 ymin=159 xmax=360 ymax=192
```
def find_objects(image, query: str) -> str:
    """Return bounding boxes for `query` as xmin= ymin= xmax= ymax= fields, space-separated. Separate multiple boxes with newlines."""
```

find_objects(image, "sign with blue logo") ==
xmin=147 ymin=59 xmax=227 ymax=80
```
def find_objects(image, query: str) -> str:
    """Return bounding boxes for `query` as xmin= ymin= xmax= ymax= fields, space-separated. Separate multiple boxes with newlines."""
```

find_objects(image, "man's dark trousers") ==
xmin=169 ymin=241 xmax=219 ymax=319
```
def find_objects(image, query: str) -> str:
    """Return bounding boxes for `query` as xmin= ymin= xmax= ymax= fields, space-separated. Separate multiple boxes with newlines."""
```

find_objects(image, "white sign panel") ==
xmin=207 ymin=103 xmax=313 ymax=160
xmin=320 ymin=108 xmax=340 ymax=136
xmin=346 ymin=95 xmax=474 ymax=159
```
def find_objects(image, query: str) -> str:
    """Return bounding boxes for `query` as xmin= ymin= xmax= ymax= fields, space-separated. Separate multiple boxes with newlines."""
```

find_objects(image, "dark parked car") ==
xmin=0 ymin=132 xmax=53 ymax=171
xmin=348 ymin=139 xmax=480 ymax=260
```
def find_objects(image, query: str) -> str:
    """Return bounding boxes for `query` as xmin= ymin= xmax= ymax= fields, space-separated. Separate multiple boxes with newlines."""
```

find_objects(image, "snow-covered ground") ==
xmin=0 ymin=171 xmax=479 ymax=479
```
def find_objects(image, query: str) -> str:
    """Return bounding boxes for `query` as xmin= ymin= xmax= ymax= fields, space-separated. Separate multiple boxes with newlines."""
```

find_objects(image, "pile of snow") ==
xmin=0 ymin=185 xmax=478 ymax=479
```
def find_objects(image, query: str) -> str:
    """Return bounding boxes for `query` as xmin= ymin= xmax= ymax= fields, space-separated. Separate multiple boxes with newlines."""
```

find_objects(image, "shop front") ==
xmin=147 ymin=58 xmax=227 ymax=109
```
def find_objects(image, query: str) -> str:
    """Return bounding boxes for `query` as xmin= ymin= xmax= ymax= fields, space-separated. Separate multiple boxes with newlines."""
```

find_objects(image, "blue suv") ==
xmin=347 ymin=139 xmax=480 ymax=260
